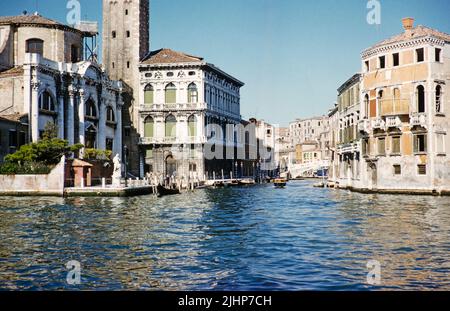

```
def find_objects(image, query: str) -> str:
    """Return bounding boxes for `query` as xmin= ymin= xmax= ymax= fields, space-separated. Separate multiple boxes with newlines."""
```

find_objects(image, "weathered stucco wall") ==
xmin=0 ymin=156 xmax=65 ymax=196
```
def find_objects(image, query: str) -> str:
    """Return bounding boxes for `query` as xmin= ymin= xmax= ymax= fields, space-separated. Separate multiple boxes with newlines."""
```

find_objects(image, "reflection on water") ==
xmin=0 ymin=181 xmax=449 ymax=290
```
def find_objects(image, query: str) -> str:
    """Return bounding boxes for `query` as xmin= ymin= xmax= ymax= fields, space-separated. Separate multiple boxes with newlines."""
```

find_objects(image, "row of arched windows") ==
xmin=363 ymin=85 xmax=443 ymax=117
xmin=143 ymin=115 xmax=197 ymax=138
xmin=144 ymin=83 xmax=198 ymax=105
xmin=38 ymin=90 xmax=116 ymax=122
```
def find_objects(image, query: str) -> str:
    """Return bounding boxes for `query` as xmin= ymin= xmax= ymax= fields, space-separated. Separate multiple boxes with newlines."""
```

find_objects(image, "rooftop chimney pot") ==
xmin=402 ymin=17 xmax=415 ymax=31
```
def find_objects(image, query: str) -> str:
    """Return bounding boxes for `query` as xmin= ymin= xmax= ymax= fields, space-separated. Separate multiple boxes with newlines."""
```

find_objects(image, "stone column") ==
xmin=78 ymin=89 xmax=86 ymax=157
xmin=31 ymin=81 xmax=40 ymax=142
xmin=67 ymin=86 xmax=76 ymax=145
xmin=58 ymin=89 xmax=65 ymax=139
xmin=98 ymin=98 xmax=107 ymax=150
xmin=198 ymin=112 xmax=205 ymax=142
xmin=114 ymin=99 xmax=123 ymax=159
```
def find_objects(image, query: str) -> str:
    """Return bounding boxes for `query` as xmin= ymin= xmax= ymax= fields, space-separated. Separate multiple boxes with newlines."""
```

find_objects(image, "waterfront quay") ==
xmin=0 ymin=179 xmax=449 ymax=290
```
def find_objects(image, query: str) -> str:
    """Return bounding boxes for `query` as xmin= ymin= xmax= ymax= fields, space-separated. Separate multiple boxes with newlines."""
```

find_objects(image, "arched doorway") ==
xmin=165 ymin=154 xmax=177 ymax=177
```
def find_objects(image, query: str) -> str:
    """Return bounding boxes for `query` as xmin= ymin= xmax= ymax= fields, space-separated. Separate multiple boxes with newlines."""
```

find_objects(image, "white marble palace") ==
xmin=137 ymin=48 xmax=244 ymax=179
xmin=0 ymin=13 xmax=123 ymax=158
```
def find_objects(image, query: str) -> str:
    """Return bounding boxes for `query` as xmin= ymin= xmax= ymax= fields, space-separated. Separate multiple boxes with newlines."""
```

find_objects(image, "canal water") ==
xmin=0 ymin=180 xmax=449 ymax=290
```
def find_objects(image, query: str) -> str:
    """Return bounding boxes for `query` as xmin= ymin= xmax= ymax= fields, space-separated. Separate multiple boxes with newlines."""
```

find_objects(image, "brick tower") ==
xmin=102 ymin=0 xmax=150 ymax=176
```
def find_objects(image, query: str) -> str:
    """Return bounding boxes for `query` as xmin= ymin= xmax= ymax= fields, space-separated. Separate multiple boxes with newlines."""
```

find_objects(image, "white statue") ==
xmin=112 ymin=154 xmax=122 ymax=188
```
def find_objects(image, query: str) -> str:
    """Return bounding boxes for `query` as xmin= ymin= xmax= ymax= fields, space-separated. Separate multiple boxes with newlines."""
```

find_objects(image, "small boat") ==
xmin=273 ymin=178 xmax=288 ymax=188
xmin=226 ymin=180 xmax=240 ymax=187
xmin=156 ymin=184 xmax=180 ymax=197
xmin=313 ymin=182 xmax=325 ymax=188
xmin=238 ymin=178 xmax=256 ymax=186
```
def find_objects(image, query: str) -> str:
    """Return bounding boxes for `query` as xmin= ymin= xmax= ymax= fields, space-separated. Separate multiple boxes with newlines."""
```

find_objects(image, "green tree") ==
xmin=42 ymin=122 xmax=58 ymax=140
xmin=5 ymin=139 xmax=83 ymax=166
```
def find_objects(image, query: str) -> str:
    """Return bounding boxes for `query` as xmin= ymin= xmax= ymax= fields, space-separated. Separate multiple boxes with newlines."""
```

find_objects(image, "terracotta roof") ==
xmin=366 ymin=25 xmax=450 ymax=51
xmin=0 ymin=14 xmax=63 ymax=27
xmin=0 ymin=113 xmax=28 ymax=123
xmin=141 ymin=48 xmax=204 ymax=65
xmin=0 ymin=66 xmax=24 ymax=77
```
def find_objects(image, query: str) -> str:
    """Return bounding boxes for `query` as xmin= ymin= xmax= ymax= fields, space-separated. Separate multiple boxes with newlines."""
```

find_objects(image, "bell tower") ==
xmin=102 ymin=0 xmax=150 ymax=177
xmin=102 ymin=0 xmax=149 ymax=86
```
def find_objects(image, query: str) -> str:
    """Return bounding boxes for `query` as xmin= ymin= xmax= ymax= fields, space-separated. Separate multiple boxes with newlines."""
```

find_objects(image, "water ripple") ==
xmin=0 ymin=181 xmax=450 ymax=290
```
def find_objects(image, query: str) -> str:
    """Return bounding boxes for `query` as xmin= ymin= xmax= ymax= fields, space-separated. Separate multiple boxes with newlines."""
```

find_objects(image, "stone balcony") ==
xmin=385 ymin=116 xmax=402 ymax=129
xmin=358 ymin=119 xmax=371 ymax=133
xmin=371 ymin=117 xmax=386 ymax=130
xmin=140 ymin=102 xmax=207 ymax=112
xmin=139 ymin=136 xmax=207 ymax=145
xmin=410 ymin=112 xmax=428 ymax=128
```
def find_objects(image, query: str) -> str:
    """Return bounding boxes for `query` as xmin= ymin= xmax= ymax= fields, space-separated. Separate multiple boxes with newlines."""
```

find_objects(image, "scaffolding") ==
xmin=75 ymin=21 xmax=99 ymax=63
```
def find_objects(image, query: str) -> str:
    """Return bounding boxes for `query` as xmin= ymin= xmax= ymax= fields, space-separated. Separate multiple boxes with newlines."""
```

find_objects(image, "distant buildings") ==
xmin=336 ymin=73 xmax=362 ymax=188
xmin=291 ymin=17 xmax=450 ymax=194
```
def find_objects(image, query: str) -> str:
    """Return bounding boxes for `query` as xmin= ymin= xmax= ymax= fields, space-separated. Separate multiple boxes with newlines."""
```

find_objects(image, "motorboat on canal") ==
xmin=156 ymin=184 xmax=181 ymax=197
xmin=273 ymin=178 xmax=288 ymax=188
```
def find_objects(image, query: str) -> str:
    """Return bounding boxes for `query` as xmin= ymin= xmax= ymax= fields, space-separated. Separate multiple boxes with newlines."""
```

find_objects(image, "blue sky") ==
xmin=2 ymin=0 xmax=450 ymax=126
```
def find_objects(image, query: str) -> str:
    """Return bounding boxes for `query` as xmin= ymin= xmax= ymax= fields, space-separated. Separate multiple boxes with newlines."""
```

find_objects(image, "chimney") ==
xmin=402 ymin=17 xmax=415 ymax=31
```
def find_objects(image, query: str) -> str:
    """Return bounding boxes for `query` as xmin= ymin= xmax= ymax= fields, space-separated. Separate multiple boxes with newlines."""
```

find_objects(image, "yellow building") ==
xmin=358 ymin=18 xmax=450 ymax=194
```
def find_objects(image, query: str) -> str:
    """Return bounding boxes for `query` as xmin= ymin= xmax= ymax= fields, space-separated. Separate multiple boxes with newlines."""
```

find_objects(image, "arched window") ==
xmin=165 ymin=83 xmax=176 ymax=104
xmin=144 ymin=116 xmax=154 ymax=138
xmin=39 ymin=90 xmax=55 ymax=111
xmin=85 ymin=99 xmax=97 ymax=118
xmin=364 ymin=94 xmax=369 ymax=118
xmin=188 ymin=115 xmax=197 ymax=137
xmin=85 ymin=124 xmax=97 ymax=149
xmin=165 ymin=115 xmax=177 ymax=137
xmin=377 ymin=90 xmax=384 ymax=116
xmin=106 ymin=106 xmax=115 ymax=123
xmin=26 ymin=38 xmax=44 ymax=55
xmin=188 ymin=83 xmax=198 ymax=103
xmin=416 ymin=85 xmax=425 ymax=113
xmin=144 ymin=84 xmax=154 ymax=105
xmin=436 ymin=85 xmax=442 ymax=113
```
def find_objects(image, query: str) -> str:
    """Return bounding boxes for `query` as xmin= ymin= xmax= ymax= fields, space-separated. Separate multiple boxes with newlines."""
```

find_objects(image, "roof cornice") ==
xmin=362 ymin=35 xmax=446 ymax=59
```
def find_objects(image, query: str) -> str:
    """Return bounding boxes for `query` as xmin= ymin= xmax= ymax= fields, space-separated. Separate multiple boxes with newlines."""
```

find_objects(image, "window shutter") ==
xmin=144 ymin=119 xmax=154 ymax=138
xmin=413 ymin=135 xmax=418 ymax=153
xmin=144 ymin=90 xmax=153 ymax=104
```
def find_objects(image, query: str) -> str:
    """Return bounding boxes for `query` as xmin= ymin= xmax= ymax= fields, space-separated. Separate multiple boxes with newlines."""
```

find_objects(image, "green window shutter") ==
xmin=166 ymin=90 xmax=176 ymax=104
xmin=188 ymin=121 xmax=196 ymax=136
xmin=144 ymin=119 xmax=154 ymax=137
xmin=146 ymin=148 xmax=153 ymax=158
xmin=165 ymin=119 xmax=176 ymax=137
xmin=144 ymin=90 xmax=154 ymax=104
xmin=413 ymin=135 xmax=418 ymax=153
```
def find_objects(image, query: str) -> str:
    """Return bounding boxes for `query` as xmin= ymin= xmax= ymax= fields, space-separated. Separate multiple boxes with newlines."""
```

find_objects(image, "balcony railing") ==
xmin=385 ymin=116 xmax=402 ymax=129
xmin=410 ymin=112 xmax=428 ymax=128
xmin=140 ymin=102 xmax=207 ymax=112
xmin=139 ymin=136 xmax=207 ymax=145
xmin=372 ymin=117 xmax=386 ymax=130
xmin=380 ymin=99 xmax=410 ymax=116
xmin=358 ymin=119 xmax=371 ymax=133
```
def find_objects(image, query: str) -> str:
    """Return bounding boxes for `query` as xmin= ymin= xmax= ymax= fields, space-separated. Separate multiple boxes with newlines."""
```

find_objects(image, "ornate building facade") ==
xmin=0 ymin=13 xmax=123 ymax=159
xmin=137 ymin=48 xmax=244 ymax=179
